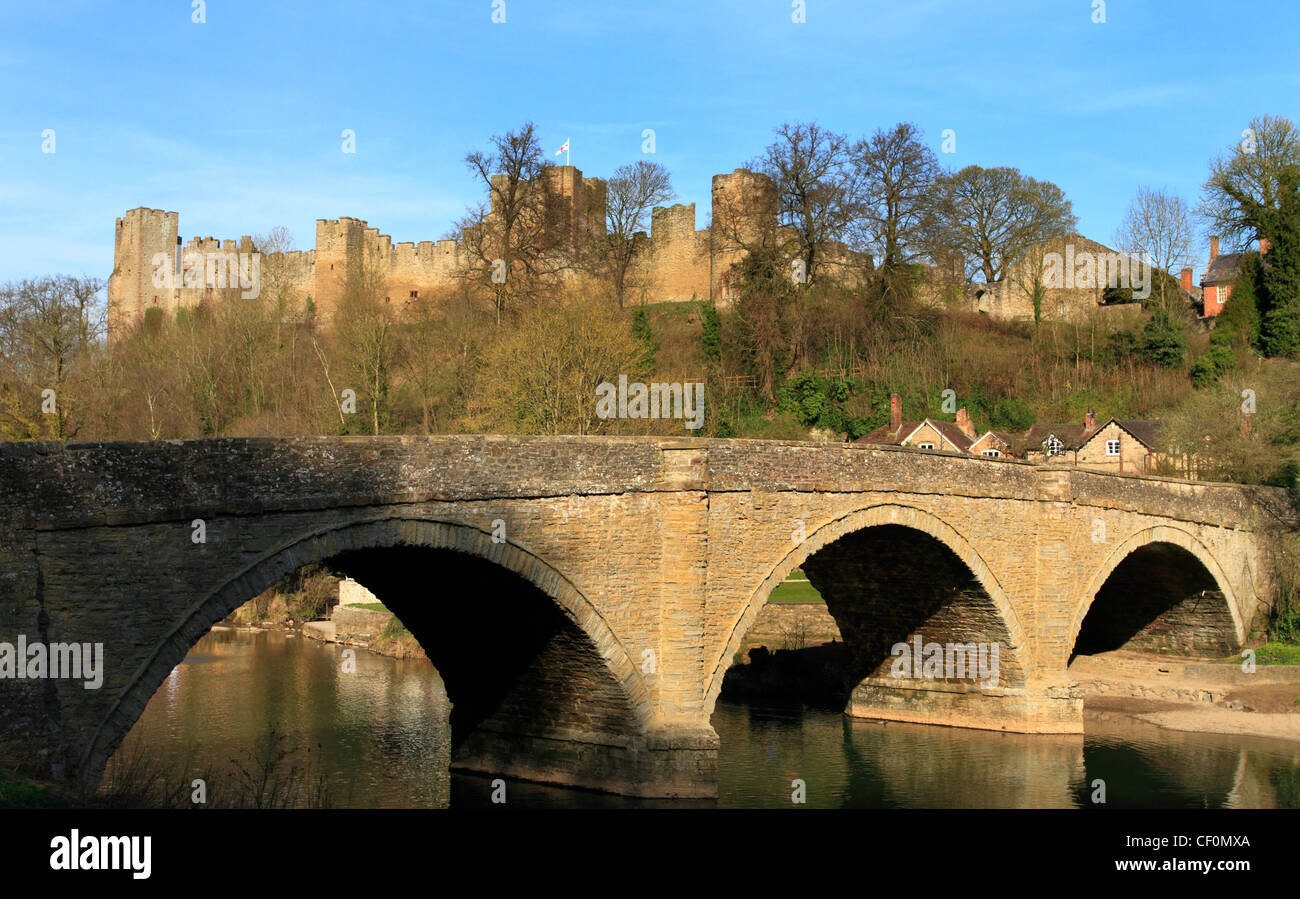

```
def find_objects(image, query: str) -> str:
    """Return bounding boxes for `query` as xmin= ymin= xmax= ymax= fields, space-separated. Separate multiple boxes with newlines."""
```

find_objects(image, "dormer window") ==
xmin=1044 ymin=435 xmax=1064 ymax=457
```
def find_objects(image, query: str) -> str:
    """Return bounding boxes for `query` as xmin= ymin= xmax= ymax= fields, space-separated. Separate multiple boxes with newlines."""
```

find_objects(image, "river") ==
xmin=103 ymin=627 xmax=1300 ymax=809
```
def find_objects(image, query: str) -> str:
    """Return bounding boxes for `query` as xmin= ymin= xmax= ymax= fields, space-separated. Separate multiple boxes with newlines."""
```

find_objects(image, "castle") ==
xmin=107 ymin=166 xmax=864 ymax=336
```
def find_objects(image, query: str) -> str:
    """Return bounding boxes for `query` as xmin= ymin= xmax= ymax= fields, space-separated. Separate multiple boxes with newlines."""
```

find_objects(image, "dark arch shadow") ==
xmin=79 ymin=517 xmax=648 ymax=793
xmin=713 ymin=515 xmax=1026 ymax=719
xmin=1070 ymin=541 xmax=1239 ymax=660
xmin=708 ymin=504 xmax=1025 ymax=713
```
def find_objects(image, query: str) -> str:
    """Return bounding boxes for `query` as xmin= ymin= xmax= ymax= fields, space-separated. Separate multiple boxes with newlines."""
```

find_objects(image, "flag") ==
xmin=555 ymin=139 xmax=569 ymax=157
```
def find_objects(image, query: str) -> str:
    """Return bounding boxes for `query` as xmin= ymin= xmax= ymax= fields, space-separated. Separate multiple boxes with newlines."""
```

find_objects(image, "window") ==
xmin=917 ymin=442 xmax=935 ymax=450
xmin=1106 ymin=439 xmax=1121 ymax=456
xmin=1044 ymin=435 xmax=1064 ymax=457
xmin=981 ymin=449 xmax=1001 ymax=458
xmin=409 ymin=290 xmax=418 ymax=299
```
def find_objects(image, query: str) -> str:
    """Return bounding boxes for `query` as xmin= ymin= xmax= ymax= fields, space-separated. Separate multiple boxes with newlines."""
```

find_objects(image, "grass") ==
xmin=1254 ymin=643 xmax=1300 ymax=666
xmin=768 ymin=572 xmax=825 ymax=604
xmin=346 ymin=602 xmax=388 ymax=612
xmin=0 ymin=769 xmax=71 ymax=809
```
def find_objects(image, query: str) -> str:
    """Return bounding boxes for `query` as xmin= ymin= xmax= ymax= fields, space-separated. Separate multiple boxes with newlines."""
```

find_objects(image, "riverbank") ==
xmin=1072 ymin=650 xmax=1300 ymax=745
xmin=299 ymin=604 xmax=428 ymax=661
xmin=224 ymin=596 xmax=427 ymax=662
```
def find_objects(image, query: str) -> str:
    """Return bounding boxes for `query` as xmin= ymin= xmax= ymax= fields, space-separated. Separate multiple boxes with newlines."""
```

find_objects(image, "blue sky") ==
xmin=2 ymin=0 xmax=1297 ymax=285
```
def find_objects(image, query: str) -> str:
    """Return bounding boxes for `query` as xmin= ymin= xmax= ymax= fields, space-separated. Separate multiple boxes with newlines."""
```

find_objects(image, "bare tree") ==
xmin=850 ymin=122 xmax=941 ymax=281
xmin=750 ymin=122 xmax=857 ymax=286
xmin=924 ymin=165 xmax=1077 ymax=285
xmin=602 ymin=160 xmax=675 ymax=307
xmin=1200 ymin=114 xmax=1300 ymax=250
xmin=1113 ymin=187 xmax=1194 ymax=313
xmin=454 ymin=122 xmax=571 ymax=325
xmin=329 ymin=247 xmax=396 ymax=434
xmin=0 ymin=275 xmax=104 ymax=439
xmin=467 ymin=295 xmax=650 ymax=435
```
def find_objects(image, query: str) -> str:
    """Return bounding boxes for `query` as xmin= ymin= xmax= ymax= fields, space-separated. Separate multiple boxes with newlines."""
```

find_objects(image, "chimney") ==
xmin=1259 ymin=236 xmax=1272 ymax=256
xmin=1085 ymin=409 xmax=1096 ymax=431
xmin=1210 ymin=236 xmax=1219 ymax=261
xmin=890 ymin=394 xmax=902 ymax=434
xmin=1180 ymin=267 xmax=1193 ymax=293
xmin=955 ymin=407 xmax=975 ymax=439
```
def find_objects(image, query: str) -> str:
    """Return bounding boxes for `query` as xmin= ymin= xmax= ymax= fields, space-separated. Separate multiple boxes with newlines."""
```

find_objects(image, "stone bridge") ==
xmin=1 ymin=436 xmax=1294 ymax=798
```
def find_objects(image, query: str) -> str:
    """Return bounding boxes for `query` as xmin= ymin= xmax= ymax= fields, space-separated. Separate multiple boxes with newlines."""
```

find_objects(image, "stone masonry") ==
xmin=106 ymin=167 xmax=865 ymax=336
xmin=0 ymin=436 xmax=1291 ymax=797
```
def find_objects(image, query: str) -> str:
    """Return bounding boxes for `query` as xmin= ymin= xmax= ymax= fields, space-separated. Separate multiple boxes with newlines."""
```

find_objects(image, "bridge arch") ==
xmin=1067 ymin=525 xmax=1244 ymax=665
xmin=706 ymin=503 xmax=1026 ymax=712
xmin=79 ymin=515 xmax=650 ymax=787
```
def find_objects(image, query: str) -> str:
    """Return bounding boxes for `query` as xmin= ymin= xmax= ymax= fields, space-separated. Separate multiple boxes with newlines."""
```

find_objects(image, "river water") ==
xmin=104 ymin=627 xmax=1300 ymax=809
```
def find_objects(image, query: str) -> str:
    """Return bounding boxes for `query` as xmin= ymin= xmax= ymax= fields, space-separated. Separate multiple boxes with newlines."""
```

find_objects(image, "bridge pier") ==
xmin=847 ymin=677 xmax=1085 ymax=734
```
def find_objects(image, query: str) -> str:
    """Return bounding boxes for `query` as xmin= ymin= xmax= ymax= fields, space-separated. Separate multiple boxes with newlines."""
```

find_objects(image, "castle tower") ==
xmin=710 ymin=169 xmax=778 ymax=299
xmin=312 ymin=217 xmax=368 ymax=321
xmin=711 ymin=168 xmax=778 ymax=250
xmin=582 ymin=176 xmax=608 ymax=238
xmin=108 ymin=208 xmax=179 ymax=336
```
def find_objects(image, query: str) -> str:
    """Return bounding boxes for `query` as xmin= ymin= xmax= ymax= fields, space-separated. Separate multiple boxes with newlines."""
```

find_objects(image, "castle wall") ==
xmin=110 ymin=166 xmax=844 ymax=332
xmin=628 ymin=203 xmax=712 ymax=304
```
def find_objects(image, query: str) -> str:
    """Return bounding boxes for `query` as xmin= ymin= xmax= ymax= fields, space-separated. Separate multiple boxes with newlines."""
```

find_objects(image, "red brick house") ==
xmin=1198 ymin=235 xmax=1270 ymax=318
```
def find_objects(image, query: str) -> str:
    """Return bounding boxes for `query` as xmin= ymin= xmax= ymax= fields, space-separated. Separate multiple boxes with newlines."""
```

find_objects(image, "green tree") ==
xmin=730 ymin=248 xmax=796 ymax=401
xmin=1141 ymin=307 xmax=1186 ymax=368
xmin=1256 ymin=167 xmax=1300 ymax=357
xmin=1216 ymin=254 xmax=1263 ymax=348
xmin=1200 ymin=114 xmax=1300 ymax=250
xmin=700 ymin=301 xmax=721 ymax=362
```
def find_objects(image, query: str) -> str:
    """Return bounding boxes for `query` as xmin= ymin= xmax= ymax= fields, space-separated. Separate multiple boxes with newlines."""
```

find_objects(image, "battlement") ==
xmin=651 ymin=203 xmax=696 ymax=242
xmin=109 ymin=164 xmax=837 ymax=334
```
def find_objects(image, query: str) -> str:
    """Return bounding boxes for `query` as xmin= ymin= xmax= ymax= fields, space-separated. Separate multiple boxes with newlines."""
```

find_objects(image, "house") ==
xmin=969 ymin=430 xmax=1018 ymax=459
xmin=856 ymin=395 xmax=1016 ymax=458
xmin=1024 ymin=410 xmax=1165 ymax=474
xmin=1199 ymin=235 xmax=1270 ymax=318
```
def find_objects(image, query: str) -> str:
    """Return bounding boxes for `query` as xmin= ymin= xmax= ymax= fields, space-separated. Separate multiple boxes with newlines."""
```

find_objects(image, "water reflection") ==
xmin=107 ymin=629 xmax=1300 ymax=809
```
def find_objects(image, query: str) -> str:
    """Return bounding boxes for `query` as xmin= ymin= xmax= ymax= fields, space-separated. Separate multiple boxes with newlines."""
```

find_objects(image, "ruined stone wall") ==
xmin=109 ymin=208 xmax=312 ymax=334
xmin=626 ymin=203 xmax=712 ymax=304
xmin=109 ymin=167 xmax=798 ymax=331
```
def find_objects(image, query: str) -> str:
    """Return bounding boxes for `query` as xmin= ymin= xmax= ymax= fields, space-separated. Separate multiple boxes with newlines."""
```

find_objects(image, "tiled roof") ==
xmin=855 ymin=418 xmax=974 ymax=453
xmin=856 ymin=421 xmax=923 ymax=446
xmin=1202 ymin=252 xmax=1245 ymax=286
xmin=923 ymin=420 xmax=975 ymax=453
xmin=1025 ymin=423 xmax=1095 ymax=452
xmin=1109 ymin=418 xmax=1162 ymax=450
